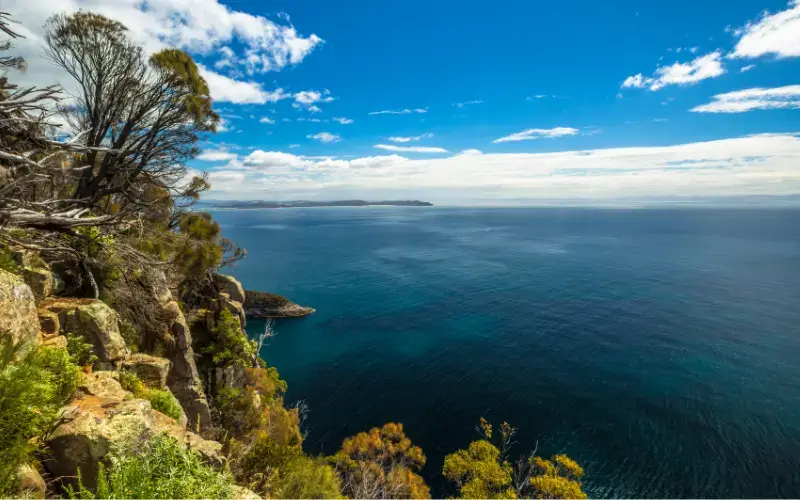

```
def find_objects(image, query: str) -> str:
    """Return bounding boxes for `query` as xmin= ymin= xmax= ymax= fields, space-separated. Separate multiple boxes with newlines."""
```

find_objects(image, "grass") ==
xmin=118 ymin=371 xmax=183 ymax=422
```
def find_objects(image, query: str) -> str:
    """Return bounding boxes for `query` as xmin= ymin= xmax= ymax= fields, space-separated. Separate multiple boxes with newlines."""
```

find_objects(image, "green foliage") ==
xmin=149 ymin=49 xmax=218 ymax=129
xmin=0 ymin=244 xmax=21 ymax=274
xmin=119 ymin=372 xmax=182 ymax=422
xmin=67 ymin=434 xmax=236 ymax=499
xmin=66 ymin=333 xmax=98 ymax=367
xmin=204 ymin=309 xmax=256 ymax=369
xmin=117 ymin=319 xmax=140 ymax=353
xmin=273 ymin=455 xmax=344 ymax=499
xmin=0 ymin=340 xmax=81 ymax=496
xmin=442 ymin=420 xmax=587 ymax=499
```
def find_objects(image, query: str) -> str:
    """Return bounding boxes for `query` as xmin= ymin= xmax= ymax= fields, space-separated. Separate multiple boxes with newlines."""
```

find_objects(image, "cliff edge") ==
xmin=244 ymin=290 xmax=315 ymax=318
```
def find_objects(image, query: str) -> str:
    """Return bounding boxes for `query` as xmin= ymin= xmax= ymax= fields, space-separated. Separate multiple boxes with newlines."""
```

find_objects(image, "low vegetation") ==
xmin=0 ymin=339 xmax=81 ymax=496
xmin=119 ymin=372 xmax=183 ymax=422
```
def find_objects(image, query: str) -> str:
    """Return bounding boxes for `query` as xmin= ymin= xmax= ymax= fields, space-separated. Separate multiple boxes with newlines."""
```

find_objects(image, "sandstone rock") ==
xmin=22 ymin=267 xmax=54 ymax=299
xmin=41 ymin=334 xmax=68 ymax=349
xmin=122 ymin=354 xmax=171 ymax=389
xmin=40 ymin=298 xmax=129 ymax=362
xmin=220 ymin=292 xmax=247 ymax=327
xmin=233 ymin=485 xmax=263 ymax=500
xmin=15 ymin=463 xmax=46 ymax=499
xmin=213 ymin=273 xmax=245 ymax=304
xmin=79 ymin=371 xmax=128 ymax=402
xmin=45 ymin=395 xmax=223 ymax=490
xmin=0 ymin=269 xmax=40 ymax=354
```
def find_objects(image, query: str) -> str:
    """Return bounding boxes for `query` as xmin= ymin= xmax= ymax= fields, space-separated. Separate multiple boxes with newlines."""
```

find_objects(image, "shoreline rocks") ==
xmin=244 ymin=290 xmax=315 ymax=318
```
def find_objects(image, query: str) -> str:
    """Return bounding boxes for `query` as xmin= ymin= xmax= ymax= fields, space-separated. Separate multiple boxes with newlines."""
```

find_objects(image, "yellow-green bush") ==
xmin=119 ymin=372 xmax=182 ymax=422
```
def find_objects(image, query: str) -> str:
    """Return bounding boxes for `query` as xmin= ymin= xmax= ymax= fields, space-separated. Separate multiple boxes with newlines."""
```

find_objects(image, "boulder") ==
xmin=221 ymin=292 xmax=247 ymax=327
xmin=233 ymin=486 xmax=262 ymax=500
xmin=0 ymin=269 xmax=40 ymax=354
xmin=78 ymin=371 xmax=129 ymax=402
xmin=41 ymin=333 xmax=68 ymax=349
xmin=122 ymin=354 xmax=171 ymax=389
xmin=213 ymin=273 xmax=245 ymax=304
xmin=45 ymin=395 xmax=223 ymax=490
xmin=40 ymin=298 xmax=129 ymax=362
xmin=22 ymin=267 xmax=55 ymax=300
xmin=15 ymin=463 xmax=46 ymax=499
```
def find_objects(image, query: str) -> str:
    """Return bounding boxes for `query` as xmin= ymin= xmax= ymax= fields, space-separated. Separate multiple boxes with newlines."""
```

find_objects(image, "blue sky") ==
xmin=6 ymin=0 xmax=800 ymax=203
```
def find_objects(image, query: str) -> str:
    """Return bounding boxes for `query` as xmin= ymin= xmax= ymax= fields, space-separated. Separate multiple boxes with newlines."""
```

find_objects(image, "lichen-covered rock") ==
xmin=78 ymin=371 xmax=128 ymax=401
xmin=40 ymin=298 xmax=129 ymax=362
xmin=22 ymin=267 xmax=54 ymax=299
xmin=122 ymin=354 xmax=171 ymax=389
xmin=15 ymin=463 xmax=46 ymax=499
xmin=45 ymin=395 xmax=223 ymax=490
xmin=0 ymin=269 xmax=40 ymax=354
xmin=41 ymin=333 xmax=68 ymax=349
xmin=244 ymin=289 xmax=315 ymax=318
xmin=213 ymin=273 xmax=245 ymax=304
xmin=233 ymin=485 xmax=262 ymax=500
xmin=221 ymin=292 xmax=247 ymax=327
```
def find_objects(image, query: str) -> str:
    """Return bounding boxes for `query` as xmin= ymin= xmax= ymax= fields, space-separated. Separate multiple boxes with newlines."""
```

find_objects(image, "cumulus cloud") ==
xmin=387 ymin=133 xmax=434 ymax=143
xmin=622 ymin=51 xmax=725 ymax=91
xmin=333 ymin=117 xmax=354 ymax=124
xmin=259 ymin=117 xmax=276 ymax=124
xmin=730 ymin=0 xmax=800 ymax=59
xmin=202 ymin=134 xmax=800 ymax=201
xmin=374 ymin=144 xmax=449 ymax=153
xmin=197 ymin=149 xmax=238 ymax=161
xmin=493 ymin=127 xmax=579 ymax=143
xmin=0 ymin=0 xmax=322 ymax=103
xmin=307 ymin=132 xmax=341 ymax=143
xmin=691 ymin=85 xmax=800 ymax=113
xmin=294 ymin=90 xmax=335 ymax=105
xmin=368 ymin=108 xmax=428 ymax=115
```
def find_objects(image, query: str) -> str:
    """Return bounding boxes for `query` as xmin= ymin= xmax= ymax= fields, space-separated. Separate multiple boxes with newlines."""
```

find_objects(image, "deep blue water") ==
xmin=212 ymin=207 xmax=800 ymax=498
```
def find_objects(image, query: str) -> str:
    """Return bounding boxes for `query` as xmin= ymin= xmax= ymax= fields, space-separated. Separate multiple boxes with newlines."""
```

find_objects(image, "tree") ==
xmin=443 ymin=419 xmax=587 ymax=499
xmin=330 ymin=423 xmax=430 ymax=499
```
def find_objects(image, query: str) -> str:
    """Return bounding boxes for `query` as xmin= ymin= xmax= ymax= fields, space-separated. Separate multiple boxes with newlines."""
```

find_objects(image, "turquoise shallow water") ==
xmin=212 ymin=207 xmax=800 ymax=498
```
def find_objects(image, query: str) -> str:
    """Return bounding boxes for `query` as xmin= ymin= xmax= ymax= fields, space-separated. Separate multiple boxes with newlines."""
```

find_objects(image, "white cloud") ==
xmin=198 ymin=67 xmax=291 ymax=104
xmin=454 ymin=100 xmax=484 ymax=108
xmin=197 ymin=148 xmax=238 ymax=161
xmin=294 ymin=90 xmax=335 ymax=105
xmin=730 ymin=0 xmax=800 ymax=59
xmin=493 ymin=127 xmax=579 ymax=143
xmin=740 ymin=64 xmax=756 ymax=72
xmin=333 ymin=117 xmax=354 ymax=124
xmin=203 ymin=134 xmax=800 ymax=202
xmin=387 ymin=134 xmax=434 ymax=143
xmin=527 ymin=94 xmax=551 ymax=100
xmin=374 ymin=144 xmax=449 ymax=153
xmin=307 ymin=132 xmax=341 ymax=143
xmin=259 ymin=117 xmax=276 ymax=124
xmin=1 ymin=0 xmax=322 ymax=101
xmin=622 ymin=51 xmax=726 ymax=91
xmin=460 ymin=149 xmax=483 ymax=155
xmin=691 ymin=85 xmax=800 ymax=113
xmin=369 ymin=108 xmax=428 ymax=115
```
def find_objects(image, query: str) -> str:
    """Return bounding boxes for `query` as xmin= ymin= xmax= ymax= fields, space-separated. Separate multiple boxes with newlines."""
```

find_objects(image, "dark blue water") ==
xmin=212 ymin=207 xmax=800 ymax=498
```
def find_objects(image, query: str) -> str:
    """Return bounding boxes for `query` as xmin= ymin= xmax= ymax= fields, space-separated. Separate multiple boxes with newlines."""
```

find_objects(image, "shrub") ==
xmin=273 ymin=455 xmax=344 ymax=499
xmin=119 ymin=372 xmax=182 ymax=422
xmin=0 ymin=340 xmax=81 ymax=496
xmin=67 ymin=434 xmax=236 ymax=499
xmin=66 ymin=333 xmax=98 ymax=368
xmin=0 ymin=244 xmax=21 ymax=274
xmin=203 ymin=309 xmax=256 ymax=369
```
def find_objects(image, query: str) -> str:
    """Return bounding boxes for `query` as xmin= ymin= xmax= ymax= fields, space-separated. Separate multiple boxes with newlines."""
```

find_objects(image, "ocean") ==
xmin=211 ymin=207 xmax=800 ymax=498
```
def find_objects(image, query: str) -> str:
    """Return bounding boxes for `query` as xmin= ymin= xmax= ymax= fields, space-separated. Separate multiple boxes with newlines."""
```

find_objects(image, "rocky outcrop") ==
xmin=45 ymin=378 xmax=223 ymax=490
xmin=12 ymin=249 xmax=64 ymax=299
xmin=0 ymin=269 xmax=40 ymax=354
xmin=221 ymin=292 xmax=247 ymax=327
xmin=156 ymin=285 xmax=212 ymax=432
xmin=244 ymin=290 xmax=315 ymax=318
xmin=78 ymin=371 xmax=128 ymax=401
xmin=122 ymin=353 xmax=171 ymax=389
xmin=213 ymin=273 xmax=245 ymax=304
xmin=39 ymin=298 xmax=129 ymax=362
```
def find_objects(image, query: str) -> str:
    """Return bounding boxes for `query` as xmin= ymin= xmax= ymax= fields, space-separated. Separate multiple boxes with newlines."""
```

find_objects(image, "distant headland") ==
xmin=205 ymin=200 xmax=433 ymax=209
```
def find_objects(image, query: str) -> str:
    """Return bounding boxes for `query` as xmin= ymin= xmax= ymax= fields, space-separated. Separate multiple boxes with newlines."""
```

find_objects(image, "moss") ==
xmin=0 ymin=244 xmax=21 ymax=274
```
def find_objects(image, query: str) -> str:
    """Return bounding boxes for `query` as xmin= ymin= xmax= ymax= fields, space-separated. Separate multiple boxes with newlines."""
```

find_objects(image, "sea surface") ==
xmin=211 ymin=207 xmax=800 ymax=498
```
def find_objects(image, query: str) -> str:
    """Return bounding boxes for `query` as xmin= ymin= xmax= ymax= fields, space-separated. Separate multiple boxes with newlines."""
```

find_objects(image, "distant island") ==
xmin=205 ymin=199 xmax=433 ymax=209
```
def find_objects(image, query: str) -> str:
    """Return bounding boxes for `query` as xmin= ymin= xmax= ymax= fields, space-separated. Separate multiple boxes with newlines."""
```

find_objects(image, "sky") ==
xmin=3 ymin=0 xmax=800 ymax=204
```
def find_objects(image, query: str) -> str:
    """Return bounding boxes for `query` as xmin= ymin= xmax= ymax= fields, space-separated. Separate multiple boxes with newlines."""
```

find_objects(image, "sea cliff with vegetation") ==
xmin=0 ymin=11 xmax=586 ymax=499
